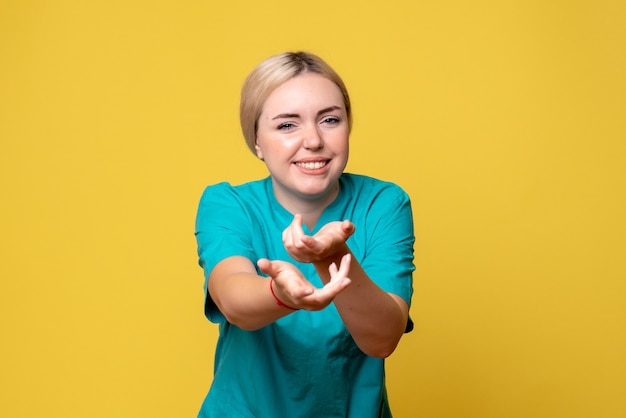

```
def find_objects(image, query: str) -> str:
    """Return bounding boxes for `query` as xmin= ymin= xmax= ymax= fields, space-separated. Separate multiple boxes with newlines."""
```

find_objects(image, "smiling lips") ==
xmin=294 ymin=160 xmax=329 ymax=170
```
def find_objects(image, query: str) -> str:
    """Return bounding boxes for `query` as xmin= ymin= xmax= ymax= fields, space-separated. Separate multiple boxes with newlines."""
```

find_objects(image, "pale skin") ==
xmin=207 ymin=73 xmax=409 ymax=358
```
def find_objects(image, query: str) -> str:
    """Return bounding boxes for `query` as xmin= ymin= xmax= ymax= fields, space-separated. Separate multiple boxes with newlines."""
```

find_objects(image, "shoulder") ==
xmin=195 ymin=178 xmax=274 ymax=230
xmin=341 ymin=173 xmax=410 ymax=203
xmin=198 ymin=178 xmax=270 ymax=208
xmin=200 ymin=178 xmax=269 ymax=198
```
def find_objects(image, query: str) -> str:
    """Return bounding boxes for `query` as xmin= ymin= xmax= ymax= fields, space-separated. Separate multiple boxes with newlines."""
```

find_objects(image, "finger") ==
xmin=324 ymin=255 xmax=350 ymax=290
xmin=328 ymin=262 xmax=338 ymax=276
xmin=291 ymin=214 xmax=308 ymax=249
xmin=337 ymin=253 xmax=352 ymax=276
xmin=327 ymin=254 xmax=351 ymax=279
xmin=256 ymin=258 xmax=274 ymax=276
xmin=258 ymin=258 xmax=293 ymax=278
xmin=297 ymin=277 xmax=350 ymax=311
xmin=342 ymin=220 xmax=356 ymax=237
xmin=319 ymin=274 xmax=351 ymax=296
xmin=300 ymin=234 xmax=324 ymax=254
xmin=285 ymin=280 xmax=315 ymax=298
xmin=294 ymin=213 xmax=303 ymax=229
xmin=283 ymin=214 xmax=304 ymax=248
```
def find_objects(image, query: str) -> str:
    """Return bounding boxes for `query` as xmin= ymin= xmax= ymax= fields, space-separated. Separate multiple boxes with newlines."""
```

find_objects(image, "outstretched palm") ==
xmin=283 ymin=214 xmax=355 ymax=263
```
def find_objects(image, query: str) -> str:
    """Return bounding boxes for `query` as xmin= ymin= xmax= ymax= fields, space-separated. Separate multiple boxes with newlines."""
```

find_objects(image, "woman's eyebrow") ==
xmin=271 ymin=106 xmax=343 ymax=121
xmin=317 ymin=105 xmax=342 ymax=116
xmin=272 ymin=113 xmax=300 ymax=120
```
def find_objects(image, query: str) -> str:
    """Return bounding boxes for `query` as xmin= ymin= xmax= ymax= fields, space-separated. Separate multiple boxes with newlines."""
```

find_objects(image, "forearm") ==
xmin=314 ymin=246 xmax=408 ymax=358
xmin=208 ymin=258 xmax=293 ymax=330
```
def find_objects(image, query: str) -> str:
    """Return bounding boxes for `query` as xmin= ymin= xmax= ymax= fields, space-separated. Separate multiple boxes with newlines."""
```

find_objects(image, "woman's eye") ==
xmin=278 ymin=123 xmax=295 ymax=131
xmin=322 ymin=117 xmax=340 ymax=125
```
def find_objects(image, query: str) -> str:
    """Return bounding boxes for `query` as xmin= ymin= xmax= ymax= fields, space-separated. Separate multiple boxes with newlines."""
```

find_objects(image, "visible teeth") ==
xmin=296 ymin=161 xmax=327 ymax=169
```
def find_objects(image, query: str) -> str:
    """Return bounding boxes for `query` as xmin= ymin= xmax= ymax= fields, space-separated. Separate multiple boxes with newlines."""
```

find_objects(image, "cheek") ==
xmin=261 ymin=137 xmax=298 ymax=156
xmin=256 ymin=138 xmax=287 ymax=164
xmin=331 ymin=131 xmax=350 ymax=154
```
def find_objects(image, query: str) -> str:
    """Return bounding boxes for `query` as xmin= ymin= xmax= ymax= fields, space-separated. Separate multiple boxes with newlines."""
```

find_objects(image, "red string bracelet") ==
xmin=269 ymin=280 xmax=299 ymax=311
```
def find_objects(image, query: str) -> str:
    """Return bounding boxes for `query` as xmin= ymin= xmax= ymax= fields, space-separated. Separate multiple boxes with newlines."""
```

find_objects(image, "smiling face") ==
xmin=255 ymin=72 xmax=349 ymax=212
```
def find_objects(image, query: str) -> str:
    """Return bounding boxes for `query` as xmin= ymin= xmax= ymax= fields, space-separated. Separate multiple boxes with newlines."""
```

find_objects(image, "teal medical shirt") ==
xmin=195 ymin=174 xmax=415 ymax=418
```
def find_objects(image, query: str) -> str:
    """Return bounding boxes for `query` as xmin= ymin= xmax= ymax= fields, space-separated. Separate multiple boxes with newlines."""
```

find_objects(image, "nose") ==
xmin=302 ymin=125 xmax=323 ymax=150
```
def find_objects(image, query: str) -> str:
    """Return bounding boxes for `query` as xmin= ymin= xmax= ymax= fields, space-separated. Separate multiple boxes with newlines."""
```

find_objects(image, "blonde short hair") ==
xmin=240 ymin=51 xmax=352 ymax=155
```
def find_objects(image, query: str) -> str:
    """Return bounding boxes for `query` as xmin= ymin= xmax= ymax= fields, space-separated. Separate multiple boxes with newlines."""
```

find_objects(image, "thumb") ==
xmin=342 ymin=220 xmax=356 ymax=236
xmin=257 ymin=258 xmax=277 ymax=276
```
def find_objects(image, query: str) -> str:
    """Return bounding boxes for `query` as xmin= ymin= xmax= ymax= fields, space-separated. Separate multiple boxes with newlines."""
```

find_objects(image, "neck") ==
xmin=271 ymin=180 xmax=340 ymax=230
xmin=295 ymin=205 xmax=325 ymax=230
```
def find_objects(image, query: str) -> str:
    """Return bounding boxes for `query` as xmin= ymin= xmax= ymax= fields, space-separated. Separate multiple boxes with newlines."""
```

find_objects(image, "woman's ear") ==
xmin=255 ymin=140 xmax=264 ymax=160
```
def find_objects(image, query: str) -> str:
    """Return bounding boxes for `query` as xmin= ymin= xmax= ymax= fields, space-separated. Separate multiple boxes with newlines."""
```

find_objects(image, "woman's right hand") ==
xmin=257 ymin=254 xmax=352 ymax=311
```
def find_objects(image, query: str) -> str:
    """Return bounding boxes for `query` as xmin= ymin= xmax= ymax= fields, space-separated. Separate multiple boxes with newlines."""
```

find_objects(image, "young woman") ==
xmin=195 ymin=51 xmax=415 ymax=418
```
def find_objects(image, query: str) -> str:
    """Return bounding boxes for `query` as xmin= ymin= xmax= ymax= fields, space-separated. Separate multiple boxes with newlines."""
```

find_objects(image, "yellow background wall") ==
xmin=1 ymin=1 xmax=624 ymax=417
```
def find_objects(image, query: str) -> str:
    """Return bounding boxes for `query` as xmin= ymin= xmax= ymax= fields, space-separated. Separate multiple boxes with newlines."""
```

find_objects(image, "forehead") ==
xmin=262 ymin=73 xmax=344 ymax=112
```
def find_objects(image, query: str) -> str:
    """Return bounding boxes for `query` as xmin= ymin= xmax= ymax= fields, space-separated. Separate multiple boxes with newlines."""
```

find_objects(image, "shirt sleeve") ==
xmin=194 ymin=182 xmax=256 ymax=323
xmin=358 ymin=183 xmax=415 ymax=332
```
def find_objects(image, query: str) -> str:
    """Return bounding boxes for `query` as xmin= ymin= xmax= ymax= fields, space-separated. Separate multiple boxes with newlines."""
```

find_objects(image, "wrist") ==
xmin=269 ymin=279 xmax=298 ymax=311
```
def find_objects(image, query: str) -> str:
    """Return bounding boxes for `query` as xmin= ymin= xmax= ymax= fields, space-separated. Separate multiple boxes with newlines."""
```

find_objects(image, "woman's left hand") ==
xmin=283 ymin=214 xmax=355 ymax=263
